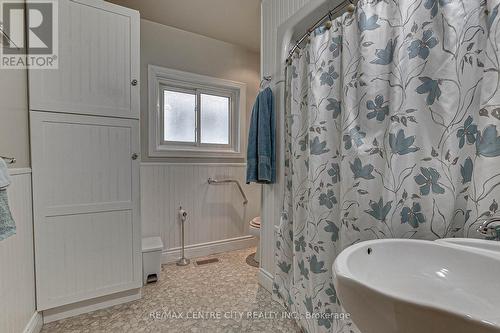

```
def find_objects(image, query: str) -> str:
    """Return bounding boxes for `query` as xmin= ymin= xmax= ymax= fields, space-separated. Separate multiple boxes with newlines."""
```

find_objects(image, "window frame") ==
xmin=159 ymin=85 xmax=234 ymax=148
xmin=148 ymin=65 xmax=246 ymax=158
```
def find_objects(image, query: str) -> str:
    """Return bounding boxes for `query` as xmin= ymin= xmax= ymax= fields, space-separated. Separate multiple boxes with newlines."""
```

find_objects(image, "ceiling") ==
xmin=106 ymin=0 xmax=261 ymax=52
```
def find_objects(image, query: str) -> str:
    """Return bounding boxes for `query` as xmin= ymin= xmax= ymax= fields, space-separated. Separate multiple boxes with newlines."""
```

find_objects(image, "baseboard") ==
xmin=42 ymin=288 xmax=141 ymax=323
xmin=259 ymin=268 xmax=274 ymax=293
xmin=162 ymin=235 xmax=257 ymax=263
xmin=23 ymin=311 xmax=43 ymax=333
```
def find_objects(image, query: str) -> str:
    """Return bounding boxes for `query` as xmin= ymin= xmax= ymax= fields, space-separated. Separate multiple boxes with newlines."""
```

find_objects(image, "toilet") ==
xmin=249 ymin=216 xmax=261 ymax=263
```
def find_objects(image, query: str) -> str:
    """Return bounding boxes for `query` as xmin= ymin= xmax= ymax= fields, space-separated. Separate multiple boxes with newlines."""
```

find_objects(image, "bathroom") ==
xmin=0 ymin=0 xmax=499 ymax=332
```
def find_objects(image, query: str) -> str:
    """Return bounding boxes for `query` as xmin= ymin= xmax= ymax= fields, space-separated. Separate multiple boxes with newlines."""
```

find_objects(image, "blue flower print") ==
xmin=329 ymin=36 xmax=342 ymax=58
xmin=294 ymin=235 xmax=306 ymax=252
xmin=476 ymin=125 xmax=500 ymax=157
xmin=310 ymin=136 xmax=330 ymax=155
xmin=309 ymin=255 xmax=327 ymax=274
xmin=457 ymin=116 xmax=478 ymax=148
xmin=389 ymin=129 xmax=419 ymax=155
xmin=320 ymin=66 xmax=339 ymax=86
xmin=358 ymin=11 xmax=380 ymax=32
xmin=371 ymin=38 xmax=397 ymax=65
xmin=278 ymin=261 xmax=291 ymax=273
xmin=365 ymin=197 xmax=392 ymax=222
xmin=367 ymin=95 xmax=389 ymax=121
xmin=416 ymin=77 xmax=441 ymax=105
xmin=298 ymin=260 xmax=309 ymax=279
xmin=414 ymin=167 xmax=445 ymax=195
xmin=460 ymin=157 xmax=473 ymax=184
xmin=424 ymin=0 xmax=452 ymax=18
xmin=328 ymin=163 xmax=341 ymax=183
xmin=350 ymin=158 xmax=375 ymax=180
xmin=401 ymin=202 xmax=426 ymax=228
xmin=319 ymin=189 xmax=337 ymax=209
xmin=408 ymin=30 xmax=438 ymax=59
xmin=326 ymin=98 xmax=341 ymax=119
xmin=343 ymin=126 xmax=366 ymax=150
xmin=324 ymin=221 xmax=339 ymax=242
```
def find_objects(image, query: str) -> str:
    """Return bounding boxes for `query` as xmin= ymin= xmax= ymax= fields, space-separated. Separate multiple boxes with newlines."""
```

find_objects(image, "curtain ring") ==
xmin=324 ymin=12 xmax=333 ymax=30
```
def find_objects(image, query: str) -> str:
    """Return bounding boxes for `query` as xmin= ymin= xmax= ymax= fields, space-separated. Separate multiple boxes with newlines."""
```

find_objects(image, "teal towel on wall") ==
xmin=0 ymin=190 xmax=15 ymax=241
xmin=0 ymin=158 xmax=15 ymax=241
xmin=246 ymin=87 xmax=275 ymax=184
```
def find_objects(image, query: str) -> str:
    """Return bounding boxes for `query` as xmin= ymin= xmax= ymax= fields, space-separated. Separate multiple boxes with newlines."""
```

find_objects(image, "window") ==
xmin=200 ymin=94 xmax=230 ymax=145
xmin=161 ymin=89 xmax=231 ymax=146
xmin=149 ymin=65 xmax=246 ymax=158
xmin=163 ymin=89 xmax=197 ymax=143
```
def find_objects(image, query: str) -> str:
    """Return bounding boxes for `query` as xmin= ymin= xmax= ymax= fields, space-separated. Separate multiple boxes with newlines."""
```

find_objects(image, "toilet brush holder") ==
xmin=177 ymin=207 xmax=190 ymax=266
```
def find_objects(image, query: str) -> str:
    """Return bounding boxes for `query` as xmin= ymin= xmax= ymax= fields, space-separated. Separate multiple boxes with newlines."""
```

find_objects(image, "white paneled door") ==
xmin=30 ymin=111 xmax=141 ymax=310
xmin=29 ymin=0 xmax=140 ymax=119
xmin=29 ymin=0 xmax=141 ymax=311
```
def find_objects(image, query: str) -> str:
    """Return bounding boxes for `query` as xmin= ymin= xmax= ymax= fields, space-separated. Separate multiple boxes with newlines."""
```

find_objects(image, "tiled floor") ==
xmin=41 ymin=247 xmax=302 ymax=333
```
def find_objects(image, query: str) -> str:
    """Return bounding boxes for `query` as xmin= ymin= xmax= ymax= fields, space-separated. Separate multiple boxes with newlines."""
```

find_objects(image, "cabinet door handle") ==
xmin=131 ymin=79 xmax=138 ymax=86
xmin=131 ymin=153 xmax=139 ymax=160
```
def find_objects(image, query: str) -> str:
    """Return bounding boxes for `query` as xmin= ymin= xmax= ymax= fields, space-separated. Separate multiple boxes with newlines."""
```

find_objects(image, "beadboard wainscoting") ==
xmin=0 ymin=169 xmax=42 ymax=333
xmin=260 ymin=0 xmax=314 ymax=291
xmin=141 ymin=163 xmax=261 ymax=262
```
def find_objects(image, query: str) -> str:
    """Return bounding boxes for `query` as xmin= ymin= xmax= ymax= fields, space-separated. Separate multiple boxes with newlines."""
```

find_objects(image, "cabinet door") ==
xmin=29 ymin=0 xmax=140 ymax=119
xmin=30 ymin=111 xmax=141 ymax=310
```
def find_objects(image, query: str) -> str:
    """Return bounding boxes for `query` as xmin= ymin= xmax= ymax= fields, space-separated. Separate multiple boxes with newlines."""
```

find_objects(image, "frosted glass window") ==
xmin=150 ymin=66 xmax=243 ymax=158
xmin=163 ymin=90 xmax=196 ymax=142
xmin=201 ymin=94 xmax=230 ymax=145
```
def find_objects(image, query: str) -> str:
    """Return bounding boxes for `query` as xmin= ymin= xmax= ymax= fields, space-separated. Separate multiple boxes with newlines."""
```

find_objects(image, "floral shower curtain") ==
xmin=274 ymin=0 xmax=500 ymax=332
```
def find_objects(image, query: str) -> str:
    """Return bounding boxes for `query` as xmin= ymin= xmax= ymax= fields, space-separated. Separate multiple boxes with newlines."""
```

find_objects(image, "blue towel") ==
xmin=0 ymin=159 xmax=15 ymax=241
xmin=246 ymin=87 xmax=275 ymax=184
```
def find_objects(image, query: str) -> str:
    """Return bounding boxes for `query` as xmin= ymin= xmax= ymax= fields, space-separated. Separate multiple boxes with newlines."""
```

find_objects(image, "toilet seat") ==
xmin=249 ymin=216 xmax=261 ymax=229
xmin=249 ymin=221 xmax=261 ymax=229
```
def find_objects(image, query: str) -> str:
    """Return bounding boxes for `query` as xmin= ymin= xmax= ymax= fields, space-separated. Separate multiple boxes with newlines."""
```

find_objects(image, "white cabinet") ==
xmin=28 ymin=0 xmax=141 ymax=311
xmin=30 ymin=112 xmax=141 ymax=310
xmin=29 ymin=0 xmax=140 ymax=119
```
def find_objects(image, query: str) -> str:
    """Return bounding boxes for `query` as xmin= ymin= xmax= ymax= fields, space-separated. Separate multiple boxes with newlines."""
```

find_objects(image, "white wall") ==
xmin=0 ymin=170 xmax=42 ymax=333
xmin=259 ymin=0 xmax=314 ymax=290
xmin=0 ymin=71 xmax=30 ymax=168
xmin=141 ymin=163 xmax=260 ymax=261
xmin=140 ymin=19 xmax=261 ymax=258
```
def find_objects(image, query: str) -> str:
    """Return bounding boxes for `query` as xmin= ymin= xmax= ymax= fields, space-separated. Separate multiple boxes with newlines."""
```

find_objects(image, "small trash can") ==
xmin=142 ymin=237 xmax=163 ymax=285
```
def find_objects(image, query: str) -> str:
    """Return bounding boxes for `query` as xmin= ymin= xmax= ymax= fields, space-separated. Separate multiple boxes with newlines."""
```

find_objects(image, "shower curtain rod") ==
xmin=286 ymin=0 xmax=356 ymax=64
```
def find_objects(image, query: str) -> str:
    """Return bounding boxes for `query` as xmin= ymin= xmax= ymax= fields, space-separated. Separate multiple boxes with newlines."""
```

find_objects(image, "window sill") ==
xmin=149 ymin=146 xmax=245 ymax=159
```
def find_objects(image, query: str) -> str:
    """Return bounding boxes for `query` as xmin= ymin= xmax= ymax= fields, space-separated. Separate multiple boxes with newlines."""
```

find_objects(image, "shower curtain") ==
xmin=274 ymin=0 xmax=500 ymax=332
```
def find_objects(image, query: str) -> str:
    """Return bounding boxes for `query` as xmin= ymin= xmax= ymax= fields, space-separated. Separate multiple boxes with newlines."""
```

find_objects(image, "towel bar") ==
xmin=208 ymin=178 xmax=248 ymax=205
xmin=0 ymin=156 xmax=16 ymax=165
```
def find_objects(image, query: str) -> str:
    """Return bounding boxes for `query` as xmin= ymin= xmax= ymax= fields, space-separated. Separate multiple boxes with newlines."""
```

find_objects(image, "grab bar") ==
xmin=0 ymin=156 xmax=16 ymax=165
xmin=207 ymin=178 xmax=248 ymax=205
